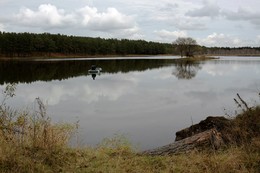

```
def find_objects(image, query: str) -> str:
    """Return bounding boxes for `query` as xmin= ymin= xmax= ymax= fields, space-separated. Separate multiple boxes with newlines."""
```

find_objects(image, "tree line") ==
xmin=0 ymin=32 xmax=174 ymax=57
xmin=173 ymin=37 xmax=260 ymax=57
xmin=0 ymin=32 xmax=259 ymax=58
xmin=204 ymin=46 xmax=260 ymax=56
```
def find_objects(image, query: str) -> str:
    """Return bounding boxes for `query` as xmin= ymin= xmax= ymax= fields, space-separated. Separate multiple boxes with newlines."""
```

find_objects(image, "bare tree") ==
xmin=173 ymin=37 xmax=198 ymax=57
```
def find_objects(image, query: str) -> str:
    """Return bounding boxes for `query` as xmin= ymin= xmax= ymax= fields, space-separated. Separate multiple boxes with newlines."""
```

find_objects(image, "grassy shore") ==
xmin=0 ymin=85 xmax=259 ymax=173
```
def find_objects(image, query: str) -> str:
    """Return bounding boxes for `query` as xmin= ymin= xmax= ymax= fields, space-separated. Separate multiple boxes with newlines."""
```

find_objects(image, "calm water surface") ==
xmin=0 ymin=56 xmax=259 ymax=150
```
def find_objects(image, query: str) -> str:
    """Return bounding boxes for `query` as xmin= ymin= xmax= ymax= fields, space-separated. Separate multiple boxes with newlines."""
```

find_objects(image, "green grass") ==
xmin=0 ymin=84 xmax=259 ymax=172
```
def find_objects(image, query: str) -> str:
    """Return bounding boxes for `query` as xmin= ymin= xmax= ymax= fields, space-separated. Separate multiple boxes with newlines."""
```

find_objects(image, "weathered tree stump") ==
xmin=142 ymin=128 xmax=224 ymax=156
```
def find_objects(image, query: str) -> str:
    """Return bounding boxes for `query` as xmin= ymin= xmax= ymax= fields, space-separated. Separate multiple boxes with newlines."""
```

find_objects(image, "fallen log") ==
xmin=142 ymin=128 xmax=224 ymax=156
xmin=175 ymin=116 xmax=231 ymax=141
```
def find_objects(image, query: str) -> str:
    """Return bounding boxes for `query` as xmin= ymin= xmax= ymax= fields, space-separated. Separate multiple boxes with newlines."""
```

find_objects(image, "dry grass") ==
xmin=0 ymin=84 xmax=76 ymax=172
xmin=71 ymin=143 xmax=259 ymax=173
xmin=0 ymin=84 xmax=259 ymax=172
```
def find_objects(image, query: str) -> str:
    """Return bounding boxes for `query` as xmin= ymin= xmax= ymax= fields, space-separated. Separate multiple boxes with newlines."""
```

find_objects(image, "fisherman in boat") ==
xmin=89 ymin=65 xmax=102 ymax=80
xmin=91 ymin=65 xmax=96 ymax=70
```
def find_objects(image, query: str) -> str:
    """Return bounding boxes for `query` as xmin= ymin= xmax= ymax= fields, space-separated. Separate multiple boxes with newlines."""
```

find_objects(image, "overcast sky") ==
xmin=0 ymin=0 xmax=260 ymax=47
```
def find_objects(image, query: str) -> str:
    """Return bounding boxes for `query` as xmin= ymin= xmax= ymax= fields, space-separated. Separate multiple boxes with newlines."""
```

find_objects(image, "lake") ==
xmin=0 ymin=56 xmax=259 ymax=150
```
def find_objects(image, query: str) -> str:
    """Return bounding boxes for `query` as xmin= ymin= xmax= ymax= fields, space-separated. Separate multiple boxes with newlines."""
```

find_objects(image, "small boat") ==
xmin=88 ymin=65 xmax=102 ymax=74
xmin=88 ymin=68 xmax=102 ymax=74
xmin=88 ymin=65 xmax=102 ymax=80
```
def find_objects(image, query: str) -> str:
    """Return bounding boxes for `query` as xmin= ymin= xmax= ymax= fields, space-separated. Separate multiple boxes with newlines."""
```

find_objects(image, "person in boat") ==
xmin=90 ymin=65 xmax=96 ymax=80
xmin=91 ymin=65 xmax=96 ymax=70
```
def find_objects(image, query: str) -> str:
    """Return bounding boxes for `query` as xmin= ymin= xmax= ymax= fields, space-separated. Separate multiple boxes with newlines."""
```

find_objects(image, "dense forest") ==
xmin=0 ymin=32 xmax=259 ymax=58
xmin=0 ymin=32 xmax=173 ymax=57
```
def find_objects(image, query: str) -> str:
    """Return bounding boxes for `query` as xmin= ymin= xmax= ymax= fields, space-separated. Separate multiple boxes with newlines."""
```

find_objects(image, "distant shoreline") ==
xmin=1 ymin=54 xmax=259 ymax=61
xmin=0 ymin=54 xmax=170 ymax=60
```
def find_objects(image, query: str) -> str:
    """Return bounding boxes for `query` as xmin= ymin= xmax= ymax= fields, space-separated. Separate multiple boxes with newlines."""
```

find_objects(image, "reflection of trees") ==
xmin=0 ymin=59 xmax=177 ymax=84
xmin=172 ymin=61 xmax=202 ymax=79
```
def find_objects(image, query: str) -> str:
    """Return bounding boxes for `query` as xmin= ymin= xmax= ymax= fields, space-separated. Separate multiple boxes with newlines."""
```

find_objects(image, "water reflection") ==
xmin=1 ymin=57 xmax=259 ymax=84
xmin=0 ymin=57 xmax=260 ymax=150
xmin=0 ymin=59 xmax=176 ymax=84
xmin=172 ymin=61 xmax=202 ymax=79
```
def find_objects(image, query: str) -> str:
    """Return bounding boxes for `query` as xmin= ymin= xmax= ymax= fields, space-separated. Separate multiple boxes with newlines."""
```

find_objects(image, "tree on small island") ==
xmin=173 ymin=37 xmax=198 ymax=57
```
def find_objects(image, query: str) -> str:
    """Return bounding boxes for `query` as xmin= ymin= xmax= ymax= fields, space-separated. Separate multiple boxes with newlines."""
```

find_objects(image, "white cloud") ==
xmin=186 ymin=0 xmax=221 ymax=18
xmin=11 ymin=4 xmax=140 ymax=38
xmin=15 ymin=4 xmax=76 ymax=29
xmin=154 ymin=30 xmax=187 ymax=42
xmin=78 ymin=6 xmax=137 ymax=31
xmin=199 ymin=32 xmax=243 ymax=47
xmin=77 ymin=6 xmax=140 ymax=39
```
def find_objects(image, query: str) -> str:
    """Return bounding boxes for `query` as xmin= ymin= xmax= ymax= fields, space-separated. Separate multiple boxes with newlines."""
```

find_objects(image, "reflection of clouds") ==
xmin=1 ymin=58 xmax=260 ymax=150
xmin=15 ymin=73 xmax=139 ymax=106
xmin=203 ymin=64 xmax=239 ymax=76
xmin=16 ymin=82 xmax=76 ymax=105
xmin=153 ymin=67 xmax=174 ymax=80
xmin=81 ymin=75 xmax=139 ymax=103
xmin=254 ymin=65 xmax=260 ymax=74
xmin=188 ymin=91 xmax=218 ymax=101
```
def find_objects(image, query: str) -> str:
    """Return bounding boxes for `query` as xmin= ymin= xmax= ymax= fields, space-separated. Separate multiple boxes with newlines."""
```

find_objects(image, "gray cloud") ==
xmin=223 ymin=7 xmax=260 ymax=28
xmin=223 ymin=8 xmax=260 ymax=20
xmin=186 ymin=0 xmax=221 ymax=18
xmin=0 ymin=23 xmax=5 ymax=31
xmin=172 ymin=16 xmax=207 ymax=30
xmin=159 ymin=3 xmax=179 ymax=12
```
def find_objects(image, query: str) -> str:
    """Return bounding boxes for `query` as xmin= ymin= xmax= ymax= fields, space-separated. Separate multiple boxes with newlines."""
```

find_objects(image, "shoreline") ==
xmin=1 ymin=53 xmax=260 ymax=61
xmin=0 ymin=54 xmax=221 ymax=61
